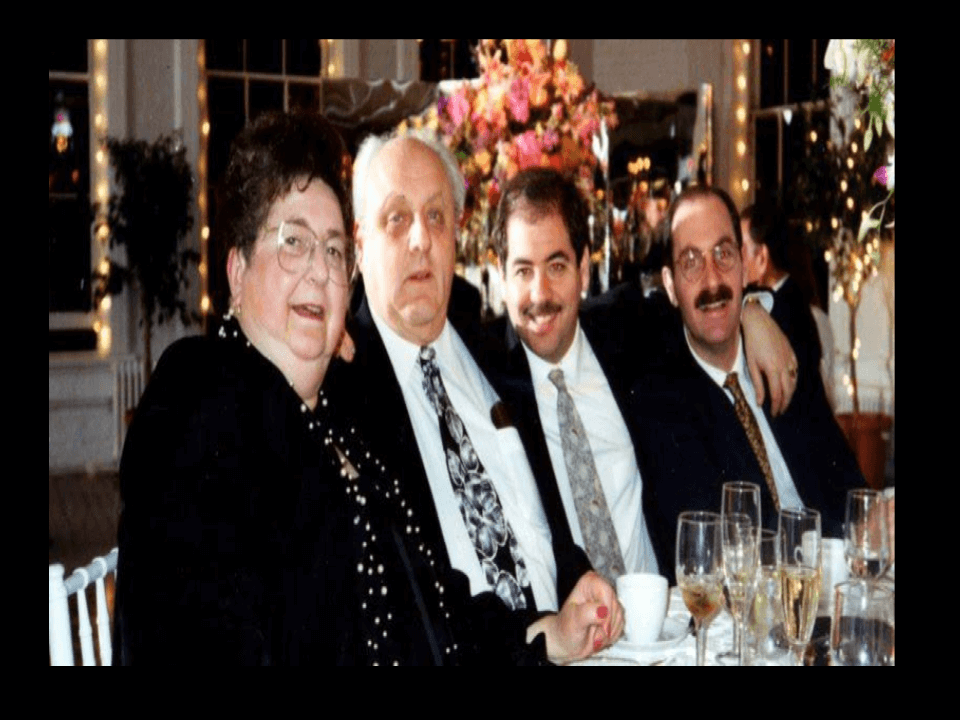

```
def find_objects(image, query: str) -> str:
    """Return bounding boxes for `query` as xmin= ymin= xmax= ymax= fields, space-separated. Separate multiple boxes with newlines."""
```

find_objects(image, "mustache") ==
xmin=523 ymin=301 xmax=563 ymax=317
xmin=695 ymin=285 xmax=734 ymax=310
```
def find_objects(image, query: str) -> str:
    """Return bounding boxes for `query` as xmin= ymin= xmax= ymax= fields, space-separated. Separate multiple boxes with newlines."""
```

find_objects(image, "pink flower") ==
xmin=514 ymin=130 xmax=542 ymax=170
xmin=447 ymin=91 xmax=471 ymax=128
xmin=507 ymin=77 xmax=530 ymax=123
xmin=579 ymin=118 xmax=600 ymax=147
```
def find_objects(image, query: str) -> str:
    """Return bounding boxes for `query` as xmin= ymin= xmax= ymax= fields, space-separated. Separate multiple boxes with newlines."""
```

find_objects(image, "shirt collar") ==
xmin=522 ymin=318 xmax=585 ymax=387
xmin=685 ymin=326 xmax=748 ymax=392
xmin=370 ymin=306 xmax=453 ymax=384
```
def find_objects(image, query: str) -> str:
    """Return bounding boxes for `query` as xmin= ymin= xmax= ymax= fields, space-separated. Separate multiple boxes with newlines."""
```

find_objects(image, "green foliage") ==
xmin=94 ymin=134 xmax=199 ymax=329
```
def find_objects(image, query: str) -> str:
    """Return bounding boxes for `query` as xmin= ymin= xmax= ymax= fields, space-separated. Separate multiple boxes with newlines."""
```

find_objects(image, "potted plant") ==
xmin=94 ymin=133 xmax=199 ymax=384
xmin=821 ymin=40 xmax=895 ymax=488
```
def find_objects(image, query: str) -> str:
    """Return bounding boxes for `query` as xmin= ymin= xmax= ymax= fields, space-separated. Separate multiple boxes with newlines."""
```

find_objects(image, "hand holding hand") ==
xmin=528 ymin=571 xmax=625 ymax=664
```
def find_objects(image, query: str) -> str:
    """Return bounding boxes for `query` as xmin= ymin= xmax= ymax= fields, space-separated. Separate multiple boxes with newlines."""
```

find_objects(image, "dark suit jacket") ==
xmin=627 ymin=316 xmax=865 ymax=583
xmin=325 ymin=279 xmax=592 ymax=664
xmin=114 ymin=321 xmax=374 ymax=664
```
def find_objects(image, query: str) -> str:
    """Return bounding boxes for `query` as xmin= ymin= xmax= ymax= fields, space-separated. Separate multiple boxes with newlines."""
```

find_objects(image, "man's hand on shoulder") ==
xmin=741 ymin=301 xmax=797 ymax=416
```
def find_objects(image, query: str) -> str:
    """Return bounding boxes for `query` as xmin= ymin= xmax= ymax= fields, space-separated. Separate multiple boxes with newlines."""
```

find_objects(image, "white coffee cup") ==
xmin=616 ymin=573 xmax=668 ymax=644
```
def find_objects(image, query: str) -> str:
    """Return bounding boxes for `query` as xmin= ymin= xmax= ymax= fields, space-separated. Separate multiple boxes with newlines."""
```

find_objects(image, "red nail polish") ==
xmin=594 ymin=638 xmax=603 ymax=650
xmin=597 ymin=605 xmax=608 ymax=619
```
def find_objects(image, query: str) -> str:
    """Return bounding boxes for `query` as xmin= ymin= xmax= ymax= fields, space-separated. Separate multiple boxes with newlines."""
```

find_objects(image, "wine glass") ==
xmin=676 ymin=511 xmax=723 ymax=666
xmin=746 ymin=529 xmax=790 ymax=664
xmin=831 ymin=580 xmax=895 ymax=665
xmin=720 ymin=481 xmax=761 ymax=665
xmin=777 ymin=507 xmax=822 ymax=665
xmin=844 ymin=489 xmax=890 ymax=579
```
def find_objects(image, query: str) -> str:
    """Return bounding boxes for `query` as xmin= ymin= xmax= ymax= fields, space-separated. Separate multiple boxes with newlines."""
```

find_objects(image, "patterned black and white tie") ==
xmin=549 ymin=368 xmax=626 ymax=585
xmin=419 ymin=346 xmax=535 ymax=611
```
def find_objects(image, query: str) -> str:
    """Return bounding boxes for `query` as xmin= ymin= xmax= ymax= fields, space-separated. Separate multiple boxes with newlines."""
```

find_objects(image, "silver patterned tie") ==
xmin=419 ymin=346 xmax=535 ymax=611
xmin=549 ymin=368 xmax=626 ymax=585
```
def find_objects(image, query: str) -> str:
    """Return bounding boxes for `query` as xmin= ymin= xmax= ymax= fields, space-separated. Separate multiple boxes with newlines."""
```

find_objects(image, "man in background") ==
xmin=741 ymin=202 xmax=825 ymax=391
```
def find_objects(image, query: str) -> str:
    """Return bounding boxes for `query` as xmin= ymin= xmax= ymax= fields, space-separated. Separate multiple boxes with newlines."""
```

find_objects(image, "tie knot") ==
xmin=419 ymin=345 xmax=444 ymax=415
xmin=724 ymin=372 xmax=740 ymax=393
xmin=548 ymin=368 xmax=566 ymax=392
xmin=419 ymin=345 xmax=438 ymax=374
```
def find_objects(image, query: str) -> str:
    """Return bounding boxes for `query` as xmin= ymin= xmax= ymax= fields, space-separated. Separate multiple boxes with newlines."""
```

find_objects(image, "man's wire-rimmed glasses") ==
xmin=675 ymin=238 xmax=740 ymax=282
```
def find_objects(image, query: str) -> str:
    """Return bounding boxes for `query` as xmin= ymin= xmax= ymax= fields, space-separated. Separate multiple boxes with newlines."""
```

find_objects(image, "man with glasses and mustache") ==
xmin=637 ymin=185 xmax=863 ymax=559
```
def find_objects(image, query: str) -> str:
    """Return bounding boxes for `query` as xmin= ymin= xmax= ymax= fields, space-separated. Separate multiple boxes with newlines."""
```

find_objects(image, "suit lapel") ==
xmin=346 ymin=295 xmax=451 ymax=572
xmin=680 ymin=345 xmax=784 ymax=528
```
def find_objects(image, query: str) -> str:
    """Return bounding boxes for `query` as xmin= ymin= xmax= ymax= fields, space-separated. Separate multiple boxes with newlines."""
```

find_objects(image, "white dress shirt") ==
xmin=522 ymin=322 xmax=659 ymax=575
xmin=685 ymin=331 xmax=805 ymax=513
xmin=371 ymin=311 xmax=559 ymax=611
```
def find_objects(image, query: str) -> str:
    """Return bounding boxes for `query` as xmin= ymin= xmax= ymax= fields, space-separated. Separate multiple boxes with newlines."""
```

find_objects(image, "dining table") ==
xmin=570 ymin=575 xmax=892 ymax=666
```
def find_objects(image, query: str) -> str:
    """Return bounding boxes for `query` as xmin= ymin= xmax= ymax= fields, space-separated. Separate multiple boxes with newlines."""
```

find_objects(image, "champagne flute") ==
xmin=831 ymin=580 xmax=895 ymax=665
xmin=777 ymin=507 xmax=822 ymax=665
xmin=720 ymin=481 xmax=761 ymax=665
xmin=721 ymin=513 xmax=759 ymax=665
xmin=676 ymin=511 xmax=723 ymax=666
xmin=747 ymin=529 xmax=790 ymax=664
xmin=844 ymin=489 xmax=890 ymax=579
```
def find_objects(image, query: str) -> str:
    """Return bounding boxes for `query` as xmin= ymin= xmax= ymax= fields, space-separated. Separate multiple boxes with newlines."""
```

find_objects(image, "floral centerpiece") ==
xmin=822 ymin=39 xmax=895 ymax=416
xmin=401 ymin=39 xmax=617 ymax=263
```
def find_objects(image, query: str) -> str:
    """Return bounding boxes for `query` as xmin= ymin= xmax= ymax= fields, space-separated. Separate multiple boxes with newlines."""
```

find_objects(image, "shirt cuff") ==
xmin=743 ymin=288 xmax=773 ymax=313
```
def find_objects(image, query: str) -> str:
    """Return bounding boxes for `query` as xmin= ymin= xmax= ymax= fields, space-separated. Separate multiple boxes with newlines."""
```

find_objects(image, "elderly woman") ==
xmin=113 ymin=111 xmax=376 ymax=664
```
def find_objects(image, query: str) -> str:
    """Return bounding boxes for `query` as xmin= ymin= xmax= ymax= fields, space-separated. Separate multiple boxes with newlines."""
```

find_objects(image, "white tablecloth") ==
xmin=575 ymin=587 xmax=737 ymax=666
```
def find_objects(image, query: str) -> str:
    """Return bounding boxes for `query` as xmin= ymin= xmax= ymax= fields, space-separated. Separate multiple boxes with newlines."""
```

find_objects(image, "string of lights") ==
xmin=732 ymin=40 xmax=751 ymax=207
xmin=92 ymin=40 xmax=111 ymax=356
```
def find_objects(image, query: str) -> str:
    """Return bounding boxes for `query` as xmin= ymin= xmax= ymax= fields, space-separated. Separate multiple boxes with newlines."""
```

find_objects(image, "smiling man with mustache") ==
xmin=635 ymin=185 xmax=866 ymax=560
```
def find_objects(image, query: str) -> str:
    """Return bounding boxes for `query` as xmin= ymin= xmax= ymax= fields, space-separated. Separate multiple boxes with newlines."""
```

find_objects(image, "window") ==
xmin=49 ymin=40 xmax=96 ymax=351
xmin=418 ymin=40 xmax=479 ymax=82
xmin=753 ymin=39 xmax=830 ymax=203
xmin=752 ymin=39 xmax=832 ymax=310
xmin=203 ymin=39 xmax=326 ymax=317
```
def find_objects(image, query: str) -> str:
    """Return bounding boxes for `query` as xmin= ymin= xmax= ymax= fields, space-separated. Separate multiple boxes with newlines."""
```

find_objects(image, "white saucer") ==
xmin=597 ymin=617 xmax=690 ymax=664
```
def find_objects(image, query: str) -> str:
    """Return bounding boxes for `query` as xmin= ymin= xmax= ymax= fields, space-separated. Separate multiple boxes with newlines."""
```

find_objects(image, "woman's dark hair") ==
xmin=217 ymin=110 xmax=354 ymax=273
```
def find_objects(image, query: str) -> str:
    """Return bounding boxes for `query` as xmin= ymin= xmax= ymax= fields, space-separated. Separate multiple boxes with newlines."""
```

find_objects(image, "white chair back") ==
xmin=49 ymin=547 xmax=118 ymax=666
